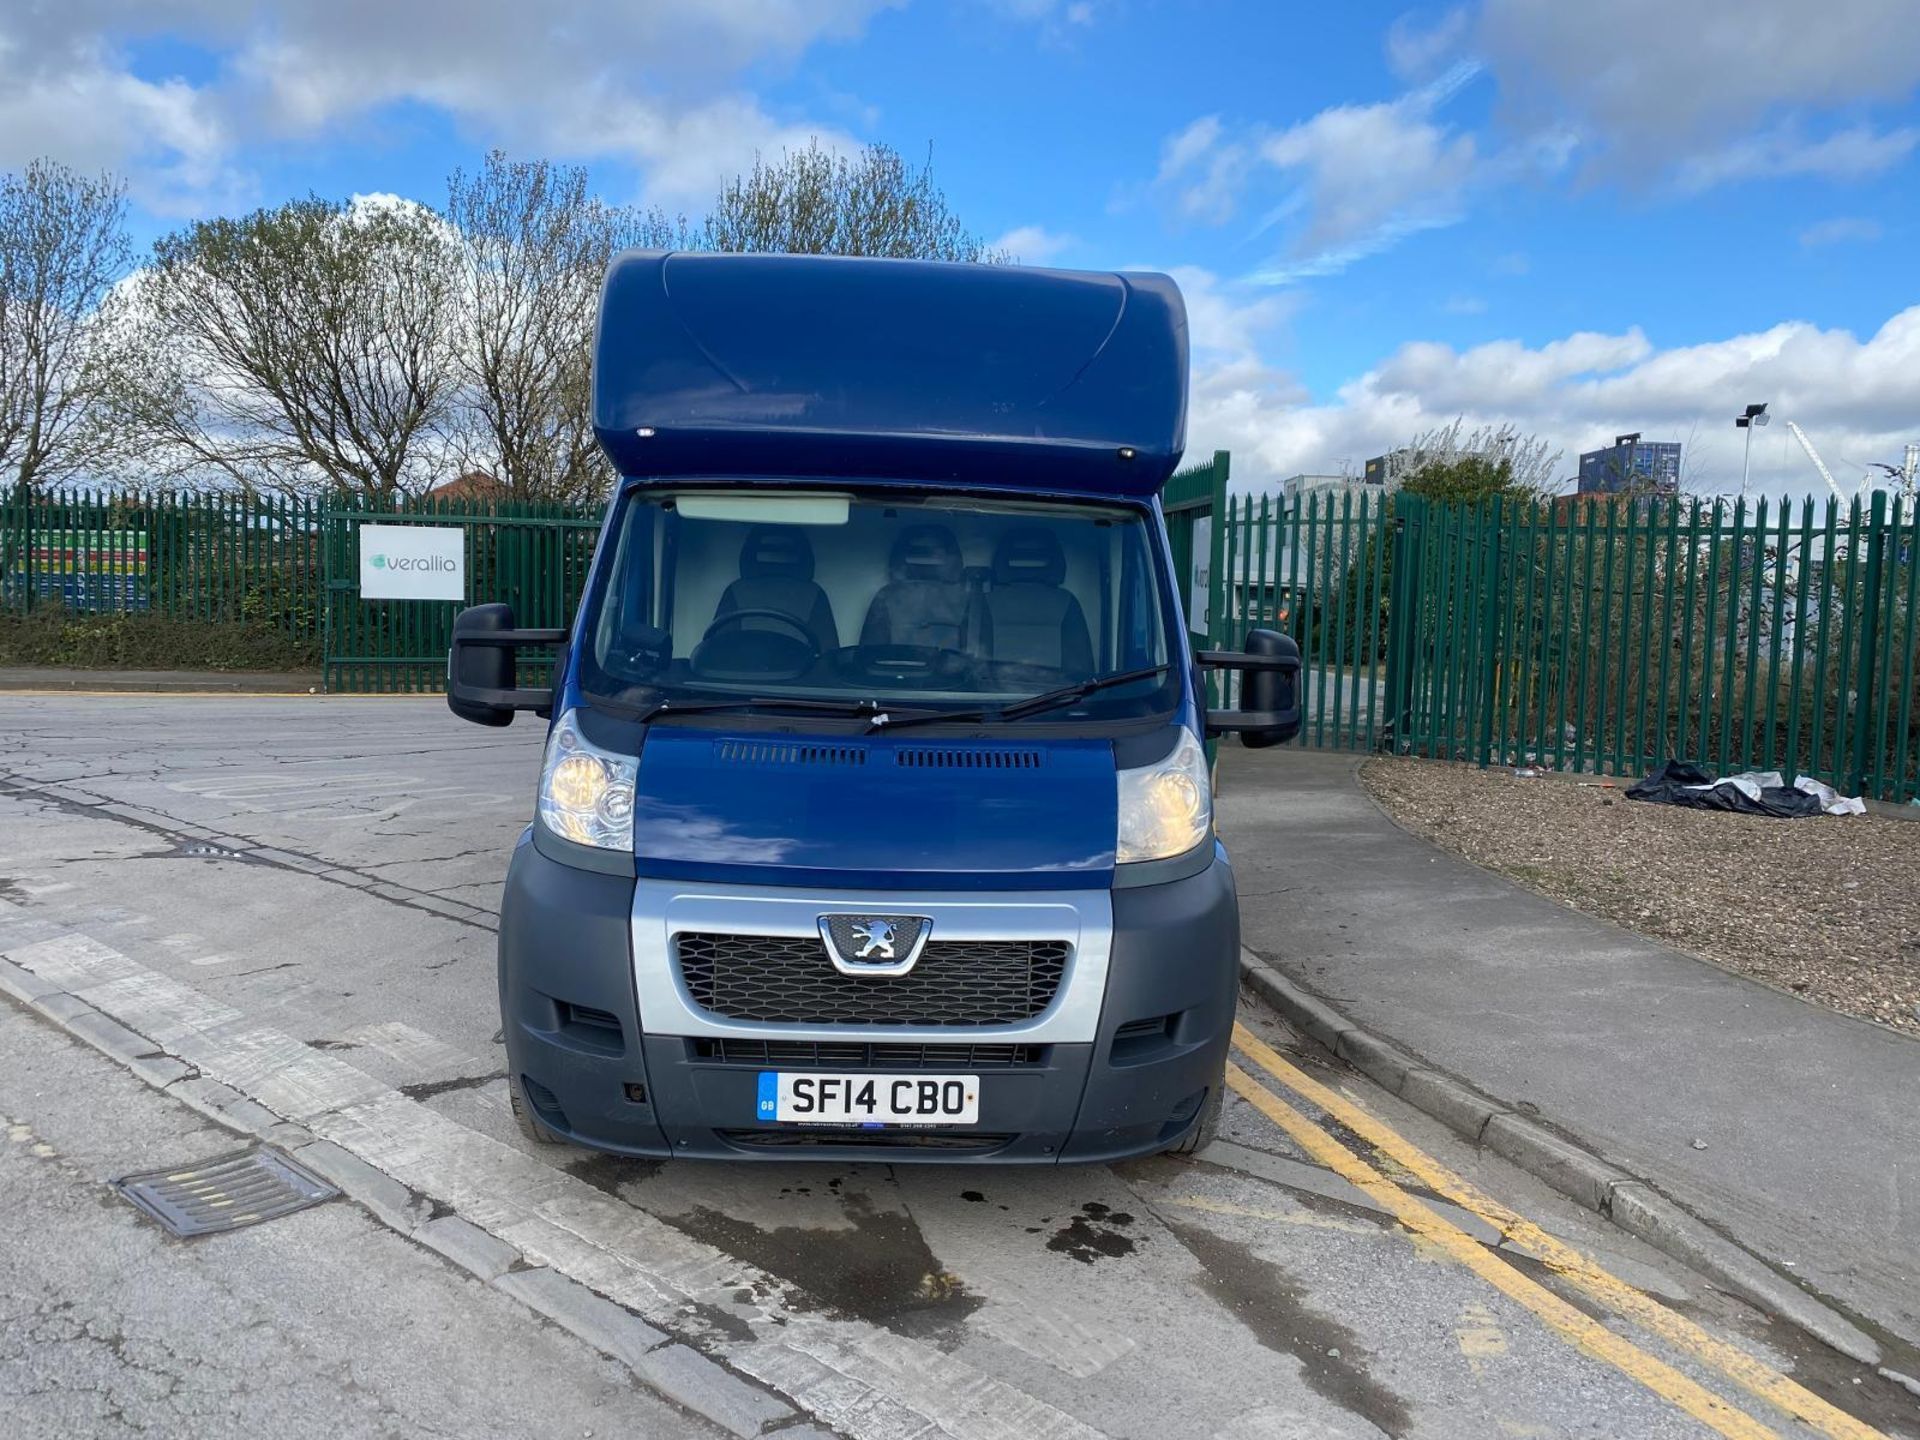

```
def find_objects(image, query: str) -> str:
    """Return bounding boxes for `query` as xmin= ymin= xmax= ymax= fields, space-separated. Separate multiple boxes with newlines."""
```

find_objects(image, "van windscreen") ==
xmin=578 ymin=488 xmax=1177 ymax=725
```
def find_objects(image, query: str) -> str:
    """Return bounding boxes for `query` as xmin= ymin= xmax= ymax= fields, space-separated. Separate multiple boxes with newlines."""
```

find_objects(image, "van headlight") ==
xmin=537 ymin=710 xmax=635 ymax=851
xmin=1115 ymin=729 xmax=1211 ymax=864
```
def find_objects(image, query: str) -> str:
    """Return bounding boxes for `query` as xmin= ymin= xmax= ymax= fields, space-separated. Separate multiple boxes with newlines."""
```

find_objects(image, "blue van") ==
xmin=447 ymin=252 xmax=1300 ymax=1163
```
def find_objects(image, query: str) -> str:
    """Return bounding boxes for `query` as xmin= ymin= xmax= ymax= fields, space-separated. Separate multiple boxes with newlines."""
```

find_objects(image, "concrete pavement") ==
xmin=1217 ymin=746 xmax=1920 ymax=1363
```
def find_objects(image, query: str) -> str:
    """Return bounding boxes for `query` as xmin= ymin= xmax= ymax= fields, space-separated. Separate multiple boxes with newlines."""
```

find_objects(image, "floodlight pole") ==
xmin=1736 ymin=403 xmax=1768 ymax=500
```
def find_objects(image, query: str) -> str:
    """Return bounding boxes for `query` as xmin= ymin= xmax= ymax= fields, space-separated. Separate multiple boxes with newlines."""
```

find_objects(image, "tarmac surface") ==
xmin=0 ymin=693 xmax=1911 ymax=1439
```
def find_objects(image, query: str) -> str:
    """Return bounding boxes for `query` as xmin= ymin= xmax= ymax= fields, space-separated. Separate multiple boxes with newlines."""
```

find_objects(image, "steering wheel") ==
xmin=841 ymin=643 xmax=967 ymax=685
xmin=690 ymin=608 xmax=820 ymax=681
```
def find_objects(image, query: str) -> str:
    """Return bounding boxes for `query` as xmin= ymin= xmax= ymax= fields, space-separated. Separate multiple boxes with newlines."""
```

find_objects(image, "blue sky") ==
xmin=6 ymin=1 xmax=1918 ymax=495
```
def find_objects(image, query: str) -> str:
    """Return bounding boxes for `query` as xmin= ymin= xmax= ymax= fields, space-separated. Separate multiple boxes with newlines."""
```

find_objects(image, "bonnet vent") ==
xmin=713 ymin=740 xmax=867 ymax=767
xmin=893 ymin=748 xmax=1044 ymax=770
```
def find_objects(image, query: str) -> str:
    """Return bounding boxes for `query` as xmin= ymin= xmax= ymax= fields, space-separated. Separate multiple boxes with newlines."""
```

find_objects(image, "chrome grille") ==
xmin=690 ymin=1038 xmax=1048 ymax=1067
xmin=675 ymin=932 xmax=1068 ymax=1025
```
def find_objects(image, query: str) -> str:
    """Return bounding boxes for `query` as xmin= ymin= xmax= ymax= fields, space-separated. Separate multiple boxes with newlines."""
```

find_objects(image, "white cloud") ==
xmin=1186 ymin=303 xmax=1920 ymax=498
xmin=1478 ymin=0 xmax=1920 ymax=188
xmin=0 ymin=35 xmax=244 ymax=214
xmin=1255 ymin=83 xmax=1479 ymax=261
xmin=1675 ymin=123 xmax=1919 ymax=191
xmin=1166 ymin=267 xmax=1307 ymax=478
xmin=1152 ymin=63 xmax=1533 ymax=284
xmin=0 ymin=1 xmax=896 ymax=213
xmin=1153 ymin=116 xmax=1255 ymax=225
xmin=1799 ymin=216 xmax=1885 ymax=248
xmin=1386 ymin=8 xmax=1470 ymax=81
xmin=991 ymin=225 xmax=1078 ymax=262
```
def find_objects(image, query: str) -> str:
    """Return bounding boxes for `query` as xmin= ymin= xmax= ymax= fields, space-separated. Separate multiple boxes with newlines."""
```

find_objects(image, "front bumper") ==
xmin=496 ymin=833 xmax=1239 ymax=1163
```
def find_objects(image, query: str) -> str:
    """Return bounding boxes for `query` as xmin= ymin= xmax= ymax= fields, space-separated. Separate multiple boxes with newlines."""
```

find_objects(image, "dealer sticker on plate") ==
xmin=757 ymin=1072 xmax=980 ymax=1126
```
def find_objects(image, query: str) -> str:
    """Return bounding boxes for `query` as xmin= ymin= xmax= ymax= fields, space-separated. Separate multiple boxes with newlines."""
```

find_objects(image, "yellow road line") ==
xmin=1226 ymin=1063 xmax=1781 ymax=1440
xmin=1231 ymin=1023 xmax=1887 ymax=1440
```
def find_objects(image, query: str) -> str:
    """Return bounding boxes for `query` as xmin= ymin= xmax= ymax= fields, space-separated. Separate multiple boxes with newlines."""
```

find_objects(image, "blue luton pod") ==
xmin=448 ymin=251 xmax=1302 ymax=1162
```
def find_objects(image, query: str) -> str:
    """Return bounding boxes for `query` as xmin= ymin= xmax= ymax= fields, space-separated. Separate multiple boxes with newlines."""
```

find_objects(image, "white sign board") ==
xmin=1187 ymin=516 xmax=1212 ymax=630
xmin=358 ymin=524 xmax=465 ymax=601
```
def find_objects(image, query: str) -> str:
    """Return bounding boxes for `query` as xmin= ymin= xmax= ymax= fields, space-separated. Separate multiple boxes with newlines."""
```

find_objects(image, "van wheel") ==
xmin=1164 ymin=1071 xmax=1226 ymax=1156
xmin=508 ymin=1073 xmax=565 ymax=1146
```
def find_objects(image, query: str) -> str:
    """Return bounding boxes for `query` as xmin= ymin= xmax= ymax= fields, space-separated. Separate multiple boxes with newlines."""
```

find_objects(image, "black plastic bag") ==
xmin=1625 ymin=759 xmax=1825 ymax=818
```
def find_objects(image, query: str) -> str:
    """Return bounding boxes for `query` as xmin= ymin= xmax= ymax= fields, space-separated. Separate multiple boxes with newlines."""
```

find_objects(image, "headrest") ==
xmin=739 ymin=525 xmax=814 ymax=581
xmin=889 ymin=524 xmax=963 ymax=583
xmin=992 ymin=527 xmax=1066 ymax=587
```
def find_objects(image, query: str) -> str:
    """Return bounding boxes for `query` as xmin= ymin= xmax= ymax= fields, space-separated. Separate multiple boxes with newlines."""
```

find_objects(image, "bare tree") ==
xmin=700 ymin=142 xmax=1007 ymax=261
xmin=0 ymin=160 xmax=133 ymax=497
xmin=445 ymin=152 xmax=679 ymax=504
xmin=118 ymin=196 xmax=462 ymax=501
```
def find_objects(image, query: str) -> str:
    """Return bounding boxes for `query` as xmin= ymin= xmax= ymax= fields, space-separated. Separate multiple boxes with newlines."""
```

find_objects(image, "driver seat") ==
xmin=713 ymin=526 xmax=839 ymax=653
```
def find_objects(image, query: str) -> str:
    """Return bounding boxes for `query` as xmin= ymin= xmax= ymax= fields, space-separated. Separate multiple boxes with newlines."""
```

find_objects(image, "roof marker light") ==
xmin=635 ymin=427 xmax=657 ymax=438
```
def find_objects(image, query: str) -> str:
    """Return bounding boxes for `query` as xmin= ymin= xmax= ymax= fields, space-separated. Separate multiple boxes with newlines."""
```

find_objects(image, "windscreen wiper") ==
xmin=997 ymin=664 xmax=1172 ymax=721
xmin=633 ymin=695 xmax=934 ymax=725
xmin=869 ymin=664 xmax=1172 ymax=733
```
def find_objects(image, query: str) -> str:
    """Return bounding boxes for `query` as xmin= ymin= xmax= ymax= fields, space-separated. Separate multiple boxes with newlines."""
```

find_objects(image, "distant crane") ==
xmin=1784 ymin=420 xmax=1846 ymax=502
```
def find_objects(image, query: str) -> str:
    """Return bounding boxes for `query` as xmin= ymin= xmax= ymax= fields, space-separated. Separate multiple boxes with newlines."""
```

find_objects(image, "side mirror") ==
xmin=1198 ymin=628 xmax=1302 ymax=748
xmin=447 ymin=603 xmax=567 ymax=727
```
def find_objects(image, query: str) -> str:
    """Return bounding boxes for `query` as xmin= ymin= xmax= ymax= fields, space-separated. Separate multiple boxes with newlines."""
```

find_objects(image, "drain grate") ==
xmin=164 ymin=841 xmax=258 ymax=863
xmin=112 ymin=1146 xmax=337 ymax=1237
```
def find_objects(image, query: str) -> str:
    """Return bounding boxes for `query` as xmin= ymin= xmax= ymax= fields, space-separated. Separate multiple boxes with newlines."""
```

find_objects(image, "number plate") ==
xmin=757 ymin=1072 xmax=979 ymax=1126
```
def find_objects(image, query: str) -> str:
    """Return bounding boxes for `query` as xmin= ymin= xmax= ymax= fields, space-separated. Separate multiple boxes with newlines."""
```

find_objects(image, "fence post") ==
xmin=1381 ymin=497 xmax=1420 ymax=750
xmin=1206 ymin=450 xmax=1229 ymax=663
xmin=22 ymin=485 xmax=34 ymax=614
xmin=1477 ymin=499 xmax=1503 ymax=768
xmin=1849 ymin=491 xmax=1889 ymax=797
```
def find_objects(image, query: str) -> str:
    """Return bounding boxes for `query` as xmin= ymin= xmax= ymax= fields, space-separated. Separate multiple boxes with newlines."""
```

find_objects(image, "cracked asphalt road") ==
xmin=1 ymin=694 xmax=1909 ymax=1440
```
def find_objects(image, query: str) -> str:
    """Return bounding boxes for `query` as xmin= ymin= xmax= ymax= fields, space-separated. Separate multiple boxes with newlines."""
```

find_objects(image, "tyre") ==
xmin=1163 ymin=1068 xmax=1226 ymax=1157
xmin=507 ymin=1072 xmax=566 ymax=1146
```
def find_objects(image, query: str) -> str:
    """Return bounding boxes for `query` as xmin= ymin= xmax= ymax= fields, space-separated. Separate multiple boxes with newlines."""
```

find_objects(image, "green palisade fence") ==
xmin=320 ymin=496 xmax=602 ymax=693
xmin=1216 ymin=488 xmax=1920 ymax=803
xmin=1 ymin=487 xmax=603 ymax=694
xmin=1 ymin=487 xmax=326 ymax=643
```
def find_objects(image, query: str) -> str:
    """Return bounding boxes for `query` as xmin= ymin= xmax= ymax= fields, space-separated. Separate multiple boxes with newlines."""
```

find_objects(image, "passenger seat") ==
xmin=984 ymin=528 xmax=1094 ymax=676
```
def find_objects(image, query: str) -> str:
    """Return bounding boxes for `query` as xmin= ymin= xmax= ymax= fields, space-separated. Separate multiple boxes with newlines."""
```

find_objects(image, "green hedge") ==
xmin=0 ymin=607 xmax=322 ymax=673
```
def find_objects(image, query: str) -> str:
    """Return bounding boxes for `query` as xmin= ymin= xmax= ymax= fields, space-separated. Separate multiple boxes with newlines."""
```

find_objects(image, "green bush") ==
xmin=0 ymin=606 xmax=321 ymax=672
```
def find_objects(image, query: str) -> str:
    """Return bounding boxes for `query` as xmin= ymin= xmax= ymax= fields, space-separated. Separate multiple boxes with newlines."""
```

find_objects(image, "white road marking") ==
xmin=12 ymin=931 xmax=1111 ymax=1440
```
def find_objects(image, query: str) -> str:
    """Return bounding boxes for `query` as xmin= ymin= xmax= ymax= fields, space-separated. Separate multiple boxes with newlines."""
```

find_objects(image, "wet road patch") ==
xmin=1045 ymin=1200 xmax=1138 ymax=1264
xmin=1170 ymin=1219 xmax=1413 ymax=1439
xmin=666 ymin=1189 xmax=980 ymax=1333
